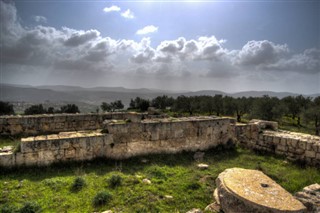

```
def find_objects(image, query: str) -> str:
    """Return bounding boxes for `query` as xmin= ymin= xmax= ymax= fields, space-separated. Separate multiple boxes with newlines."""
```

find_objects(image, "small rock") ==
xmin=142 ymin=178 xmax=152 ymax=184
xmin=194 ymin=152 xmax=205 ymax=161
xmin=141 ymin=158 xmax=149 ymax=163
xmin=197 ymin=163 xmax=209 ymax=170
xmin=295 ymin=183 xmax=320 ymax=213
xmin=204 ymin=202 xmax=221 ymax=212
xmin=101 ymin=211 xmax=113 ymax=213
xmin=165 ymin=195 xmax=173 ymax=199
xmin=186 ymin=208 xmax=202 ymax=213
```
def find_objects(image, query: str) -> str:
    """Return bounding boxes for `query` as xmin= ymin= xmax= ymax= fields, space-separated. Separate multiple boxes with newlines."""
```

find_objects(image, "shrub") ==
xmin=71 ymin=177 xmax=86 ymax=192
xmin=108 ymin=175 xmax=122 ymax=188
xmin=0 ymin=101 xmax=14 ymax=115
xmin=1 ymin=204 xmax=18 ymax=213
xmin=92 ymin=191 xmax=112 ymax=207
xmin=19 ymin=202 xmax=41 ymax=213
xmin=186 ymin=182 xmax=201 ymax=190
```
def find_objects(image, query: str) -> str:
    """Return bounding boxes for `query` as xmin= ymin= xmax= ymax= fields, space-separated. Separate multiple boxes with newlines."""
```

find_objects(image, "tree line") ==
xmin=1 ymin=94 xmax=319 ymax=135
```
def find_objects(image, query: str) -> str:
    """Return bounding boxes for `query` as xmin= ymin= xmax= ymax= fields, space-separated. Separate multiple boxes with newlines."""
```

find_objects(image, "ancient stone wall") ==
xmin=0 ymin=117 xmax=233 ymax=167
xmin=235 ymin=122 xmax=320 ymax=166
xmin=0 ymin=113 xmax=145 ymax=136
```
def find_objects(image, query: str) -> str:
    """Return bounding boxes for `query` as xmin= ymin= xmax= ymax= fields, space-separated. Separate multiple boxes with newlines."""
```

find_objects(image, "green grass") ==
xmin=0 ymin=137 xmax=20 ymax=149
xmin=1 ymin=147 xmax=319 ymax=213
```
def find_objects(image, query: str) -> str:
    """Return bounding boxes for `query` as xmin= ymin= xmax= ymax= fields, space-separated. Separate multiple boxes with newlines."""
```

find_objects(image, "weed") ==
xmin=71 ymin=177 xmax=86 ymax=192
xmin=92 ymin=191 xmax=112 ymax=207
xmin=0 ymin=204 xmax=18 ymax=213
xmin=19 ymin=202 xmax=41 ymax=213
xmin=108 ymin=175 xmax=122 ymax=188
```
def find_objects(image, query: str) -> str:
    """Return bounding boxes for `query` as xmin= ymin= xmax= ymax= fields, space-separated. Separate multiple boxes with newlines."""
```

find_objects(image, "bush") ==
xmin=19 ymin=202 xmax=41 ymax=213
xmin=24 ymin=104 xmax=46 ymax=115
xmin=59 ymin=104 xmax=80 ymax=113
xmin=0 ymin=101 xmax=14 ymax=115
xmin=92 ymin=191 xmax=112 ymax=207
xmin=1 ymin=204 xmax=18 ymax=213
xmin=108 ymin=175 xmax=122 ymax=188
xmin=71 ymin=177 xmax=86 ymax=192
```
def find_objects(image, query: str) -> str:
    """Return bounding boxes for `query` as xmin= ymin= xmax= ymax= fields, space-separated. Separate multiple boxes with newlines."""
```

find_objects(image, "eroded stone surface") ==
xmin=295 ymin=183 xmax=320 ymax=213
xmin=215 ymin=168 xmax=306 ymax=213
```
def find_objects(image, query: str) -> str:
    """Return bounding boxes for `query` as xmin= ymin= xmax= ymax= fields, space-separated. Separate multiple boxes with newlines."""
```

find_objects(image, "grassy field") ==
xmin=1 ymin=147 xmax=319 ymax=213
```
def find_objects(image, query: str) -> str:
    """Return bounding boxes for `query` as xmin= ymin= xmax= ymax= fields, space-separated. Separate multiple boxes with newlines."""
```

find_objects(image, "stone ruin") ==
xmin=0 ymin=112 xmax=319 ymax=167
xmin=215 ymin=168 xmax=307 ymax=213
xmin=0 ymin=113 xmax=319 ymax=212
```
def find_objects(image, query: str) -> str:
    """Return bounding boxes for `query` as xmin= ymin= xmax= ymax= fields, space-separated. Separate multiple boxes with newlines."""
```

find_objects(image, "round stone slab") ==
xmin=216 ymin=168 xmax=306 ymax=213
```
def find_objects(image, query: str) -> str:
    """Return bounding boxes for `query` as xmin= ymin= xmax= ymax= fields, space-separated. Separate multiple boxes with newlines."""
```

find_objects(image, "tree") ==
xmin=173 ymin=96 xmax=198 ymax=115
xmin=24 ymin=104 xmax=46 ymax=115
xmin=282 ymin=95 xmax=310 ymax=126
xmin=60 ymin=104 xmax=80 ymax=113
xmin=101 ymin=102 xmax=112 ymax=112
xmin=304 ymin=96 xmax=320 ymax=135
xmin=151 ymin=95 xmax=174 ymax=110
xmin=213 ymin=95 xmax=223 ymax=116
xmin=250 ymin=96 xmax=284 ymax=121
xmin=128 ymin=97 xmax=150 ymax=112
xmin=110 ymin=100 xmax=124 ymax=112
xmin=234 ymin=97 xmax=252 ymax=122
xmin=223 ymin=96 xmax=236 ymax=116
xmin=0 ymin=101 xmax=14 ymax=115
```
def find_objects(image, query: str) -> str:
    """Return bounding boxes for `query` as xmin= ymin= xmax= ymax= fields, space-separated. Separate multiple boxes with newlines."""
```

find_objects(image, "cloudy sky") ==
xmin=0 ymin=0 xmax=319 ymax=94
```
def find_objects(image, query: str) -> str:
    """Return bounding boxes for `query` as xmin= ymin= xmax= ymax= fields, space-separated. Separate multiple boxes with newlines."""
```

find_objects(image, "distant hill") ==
xmin=1 ymin=84 xmax=319 ymax=107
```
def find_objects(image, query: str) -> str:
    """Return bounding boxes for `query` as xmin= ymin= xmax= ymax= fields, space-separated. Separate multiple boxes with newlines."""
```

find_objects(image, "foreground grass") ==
xmin=0 ymin=147 xmax=319 ymax=213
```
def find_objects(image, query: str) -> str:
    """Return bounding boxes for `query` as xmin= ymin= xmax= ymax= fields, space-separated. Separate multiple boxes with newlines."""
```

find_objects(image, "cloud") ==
xmin=136 ymin=25 xmax=158 ymax=35
xmin=1 ymin=0 xmax=318 ymax=92
xmin=266 ymin=48 xmax=320 ymax=73
xmin=64 ymin=29 xmax=100 ymax=47
xmin=121 ymin=9 xmax=134 ymax=19
xmin=234 ymin=40 xmax=289 ymax=66
xmin=33 ymin=15 xmax=47 ymax=23
xmin=103 ymin=5 xmax=121 ymax=13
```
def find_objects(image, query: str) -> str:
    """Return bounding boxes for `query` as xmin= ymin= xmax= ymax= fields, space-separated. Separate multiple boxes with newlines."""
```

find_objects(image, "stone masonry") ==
xmin=0 ymin=116 xmax=233 ymax=167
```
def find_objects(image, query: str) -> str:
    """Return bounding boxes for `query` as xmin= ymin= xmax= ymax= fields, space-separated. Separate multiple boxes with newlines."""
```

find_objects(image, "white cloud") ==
xmin=1 ymin=1 xmax=319 ymax=92
xmin=103 ymin=5 xmax=121 ymax=13
xmin=234 ymin=40 xmax=289 ymax=66
xmin=136 ymin=25 xmax=158 ymax=35
xmin=121 ymin=9 xmax=135 ymax=19
xmin=33 ymin=15 xmax=47 ymax=23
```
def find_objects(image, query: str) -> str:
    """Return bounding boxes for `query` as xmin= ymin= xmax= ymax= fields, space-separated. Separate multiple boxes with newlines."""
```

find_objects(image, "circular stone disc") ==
xmin=222 ymin=168 xmax=306 ymax=212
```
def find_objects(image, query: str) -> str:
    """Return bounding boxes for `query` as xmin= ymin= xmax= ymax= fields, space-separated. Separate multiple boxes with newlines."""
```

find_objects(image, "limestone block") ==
xmin=273 ymin=136 xmax=280 ymax=145
xmin=65 ymin=147 xmax=76 ymax=158
xmin=298 ymin=141 xmax=307 ymax=150
xmin=7 ymin=118 xmax=20 ymax=125
xmin=306 ymin=142 xmax=314 ymax=151
xmin=174 ymin=129 xmax=184 ymax=138
xmin=0 ymin=153 xmax=14 ymax=167
xmin=316 ymin=153 xmax=320 ymax=160
xmin=305 ymin=151 xmax=316 ymax=158
xmin=277 ymin=145 xmax=288 ymax=152
xmin=215 ymin=168 xmax=306 ymax=213
xmin=38 ymin=151 xmax=55 ymax=163
xmin=24 ymin=153 xmax=39 ymax=166
xmin=15 ymin=153 xmax=25 ymax=166
xmin=295 ymin=183 xmax=320 ymax=213
xmin=280 ymin=138 xmax=287 ymax=146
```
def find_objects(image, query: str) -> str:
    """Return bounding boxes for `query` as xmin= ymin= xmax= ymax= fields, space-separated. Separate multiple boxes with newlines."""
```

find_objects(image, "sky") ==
xmin=0 ymin=0 xmax=319 ymax=94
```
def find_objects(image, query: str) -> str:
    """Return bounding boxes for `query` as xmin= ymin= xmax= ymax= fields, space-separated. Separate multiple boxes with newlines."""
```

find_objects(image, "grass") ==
xmin=0 ymin=147 xmax=319 ymax=213
xmin=0 ymin=136 xmax=20 ymax=149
